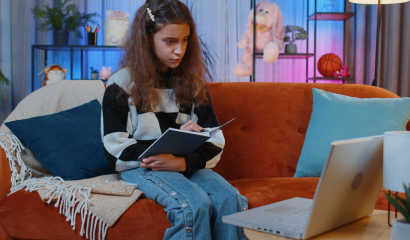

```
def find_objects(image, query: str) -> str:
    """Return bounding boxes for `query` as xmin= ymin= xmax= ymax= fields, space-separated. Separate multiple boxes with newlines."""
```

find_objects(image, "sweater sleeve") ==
xmin=102 ymin=83 xmax=149 ymax=172
xmin=182 ymin=92 xmax=225 ymax=178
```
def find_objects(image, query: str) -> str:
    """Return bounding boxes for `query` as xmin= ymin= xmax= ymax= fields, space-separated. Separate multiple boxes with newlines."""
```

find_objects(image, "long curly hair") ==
xmin=119 ymin=0 xmax=209 ymax=112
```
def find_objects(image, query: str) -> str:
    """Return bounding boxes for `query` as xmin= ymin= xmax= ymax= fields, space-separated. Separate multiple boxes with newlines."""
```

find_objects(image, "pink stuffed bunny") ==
xmin=233 ymin=1 xmax=285 ymax=77
xmin=100 ymin=66 xmax=112 ymax=80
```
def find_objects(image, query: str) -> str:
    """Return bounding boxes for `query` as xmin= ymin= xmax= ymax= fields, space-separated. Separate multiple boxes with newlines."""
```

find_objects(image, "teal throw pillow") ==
xmin=294 ymin=88 xmax=410 ymax=177
xmin=5 ymin=99 xmax=115 ymax=180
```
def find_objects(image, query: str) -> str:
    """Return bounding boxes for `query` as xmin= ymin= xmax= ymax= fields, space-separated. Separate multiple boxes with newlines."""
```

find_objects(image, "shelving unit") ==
xmin=31 ymin=45 xmax=121 ymax=92
xmin=249 ymin=0 xmax=357 ymax=83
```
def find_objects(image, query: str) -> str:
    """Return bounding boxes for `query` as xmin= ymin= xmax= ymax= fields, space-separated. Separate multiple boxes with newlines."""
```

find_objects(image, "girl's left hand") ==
xmin=140 ymin=154 xmax=186 ymax=172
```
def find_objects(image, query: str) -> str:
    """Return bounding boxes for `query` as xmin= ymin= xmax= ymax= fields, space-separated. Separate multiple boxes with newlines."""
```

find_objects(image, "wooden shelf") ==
xmin=255 ymin=53 xmax=315 ymax=59
xmin=308 ymin=12 xmax=355 ymax=21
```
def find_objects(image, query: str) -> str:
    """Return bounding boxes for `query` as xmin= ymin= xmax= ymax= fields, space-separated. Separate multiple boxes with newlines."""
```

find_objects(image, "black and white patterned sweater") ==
xmin=101 ymin=68 xmax=225 ymax=178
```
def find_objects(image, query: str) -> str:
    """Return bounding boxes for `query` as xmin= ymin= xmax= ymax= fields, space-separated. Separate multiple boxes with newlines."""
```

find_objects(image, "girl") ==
xmin=102 ymin=0 xmax=248 ymax=239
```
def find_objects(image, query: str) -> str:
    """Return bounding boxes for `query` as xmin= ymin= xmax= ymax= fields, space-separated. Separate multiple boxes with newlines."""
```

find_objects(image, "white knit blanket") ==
xmin=0 ymin=80 xmax=143 ymax=240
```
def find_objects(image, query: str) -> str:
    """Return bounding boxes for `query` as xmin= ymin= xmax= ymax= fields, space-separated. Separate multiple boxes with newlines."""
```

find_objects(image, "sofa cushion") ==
xmin=294 ymin=88 xmax=410 ymax=177
xmin=5 ymin=99 xmax=115 ymax=180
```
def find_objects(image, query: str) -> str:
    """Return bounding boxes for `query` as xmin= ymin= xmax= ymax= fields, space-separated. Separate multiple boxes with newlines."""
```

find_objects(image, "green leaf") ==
xmin=31 ymin=7 xmax=49 ymax=19
xmin=405 ymin=183 xmax=410 ymax=211
xmin=49 ymin=10 xmax=64 ymax=30
xmin=396 ymin=195 xmax=408 ymax=209
xmin=1 ymin=87 xmax=10 ymax=102
xmin=0 ymin=61 xmax=10 ymax=86
xmin=385 ymin=192 xmax=410 ymax=223
xmin=0 ymin=70 xmax=10 ymax=86
xmin=65 ymin=4 xmax=78 ymax=15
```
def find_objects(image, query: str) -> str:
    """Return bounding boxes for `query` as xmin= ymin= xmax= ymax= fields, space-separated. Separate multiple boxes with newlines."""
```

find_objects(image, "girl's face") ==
xmin=152 ymin=23 xmax=190 ymax=72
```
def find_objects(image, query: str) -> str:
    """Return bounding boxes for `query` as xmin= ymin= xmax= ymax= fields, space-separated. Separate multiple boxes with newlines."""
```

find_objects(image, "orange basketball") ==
xmin=317 ymin=54 xmax=342 ymax=77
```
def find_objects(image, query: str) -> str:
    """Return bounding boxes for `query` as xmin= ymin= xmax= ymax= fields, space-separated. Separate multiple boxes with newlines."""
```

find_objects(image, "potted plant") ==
xmin=31 ymin=0 xmax=99 ymax=45
xmin=385 ymin=183 xmax=410 ymax=240
xmin=90 ymin=67 xmax=99 ymax=80
xmin=283 ymin=25 xmax=308 ymax=54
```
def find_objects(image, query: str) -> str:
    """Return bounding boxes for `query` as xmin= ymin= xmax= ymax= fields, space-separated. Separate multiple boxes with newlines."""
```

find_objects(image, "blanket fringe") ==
xmin=0 ymin=134 xmax=109 ymax=240
xmin=0 ymin=133 xmax=32 ymax=194
xmin=15 ymin=176 xmax=109 ymax=240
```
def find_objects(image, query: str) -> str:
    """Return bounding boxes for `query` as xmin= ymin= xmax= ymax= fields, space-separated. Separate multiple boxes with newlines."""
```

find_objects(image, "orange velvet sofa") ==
xmin=0 ymin=82 xmax=402 ymax=240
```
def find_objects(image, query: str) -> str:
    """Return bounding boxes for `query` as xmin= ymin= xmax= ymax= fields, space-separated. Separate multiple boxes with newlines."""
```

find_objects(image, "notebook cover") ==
xmin=137 ymin=129 xmax=210 ymax=160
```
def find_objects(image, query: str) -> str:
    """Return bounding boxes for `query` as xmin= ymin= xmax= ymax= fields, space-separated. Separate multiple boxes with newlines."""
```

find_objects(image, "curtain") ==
xmin=355 ymin=2 xmax=410 ymax=96
xmin=378 ymin=3 xmax=410 ymax=96
xmin=10 ymin=0 xmax=38 ymax=111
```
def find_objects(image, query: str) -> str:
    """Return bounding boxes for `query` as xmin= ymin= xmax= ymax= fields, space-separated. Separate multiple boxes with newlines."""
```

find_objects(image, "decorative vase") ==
xmin=53 ymin=30 xmax=69 ymax=45
xmin=392 ymin=219 xmax=410 ymax=240
xmin=90 ymin=73 xmax=99 ymax=80
xmin=285 ymin=43 xmax=297 ymax=54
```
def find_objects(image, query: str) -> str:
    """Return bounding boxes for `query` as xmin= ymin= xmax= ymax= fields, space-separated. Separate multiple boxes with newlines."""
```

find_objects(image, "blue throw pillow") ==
xmin=5 ymin=99 xmax=115 ymax=180
xmin=294 ymin=88 xmax=410 ymax=177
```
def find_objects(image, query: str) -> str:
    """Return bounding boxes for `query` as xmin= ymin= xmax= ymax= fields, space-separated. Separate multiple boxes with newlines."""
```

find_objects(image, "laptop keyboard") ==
xmin=268 ymin=208 xmax=310 ymax=229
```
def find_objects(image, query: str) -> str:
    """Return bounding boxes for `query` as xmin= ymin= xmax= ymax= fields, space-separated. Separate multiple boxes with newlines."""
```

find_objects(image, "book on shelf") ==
xmin=137 ymin=118 xmax=235 ymax=161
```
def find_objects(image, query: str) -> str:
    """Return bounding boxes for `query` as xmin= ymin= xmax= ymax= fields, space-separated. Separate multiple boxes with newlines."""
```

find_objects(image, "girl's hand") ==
xmin=180 ymin=120 xmax=204 ymax=133
xmin=140 ymin=154 xmax=186 ymax=172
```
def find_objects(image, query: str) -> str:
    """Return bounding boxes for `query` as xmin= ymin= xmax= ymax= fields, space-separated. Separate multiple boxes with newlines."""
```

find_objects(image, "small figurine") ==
xmin=333 ymin=66 xmax=351 ymax=78
xmin=104 ymin=9 xmax=130 ymax=46
xmin=43 ymin=64 xmax=67 ymax=86
xmin=100 ymin=66 xmax=112 ymax=80
xmin=90 ymin=67 xmax=99 ymax=80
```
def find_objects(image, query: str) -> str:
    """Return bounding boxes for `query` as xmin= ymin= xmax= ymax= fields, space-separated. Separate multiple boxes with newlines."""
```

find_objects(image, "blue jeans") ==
xmin=119 ymin=168 xmax=248 ymax=240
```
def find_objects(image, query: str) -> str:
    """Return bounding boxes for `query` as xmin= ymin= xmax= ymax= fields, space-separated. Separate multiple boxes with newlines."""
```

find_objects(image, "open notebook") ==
xmin=137 ymin=118 xmax=235 ymax=161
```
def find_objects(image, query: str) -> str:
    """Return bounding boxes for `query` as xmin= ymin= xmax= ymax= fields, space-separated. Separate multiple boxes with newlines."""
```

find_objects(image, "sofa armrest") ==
xmin=0 ymin=148 xmax=11 ymax=202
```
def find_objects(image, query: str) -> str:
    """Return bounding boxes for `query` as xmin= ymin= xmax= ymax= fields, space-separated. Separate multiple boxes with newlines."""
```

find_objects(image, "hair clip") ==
xmin=147 ymin=8 xmax=155 ymax=22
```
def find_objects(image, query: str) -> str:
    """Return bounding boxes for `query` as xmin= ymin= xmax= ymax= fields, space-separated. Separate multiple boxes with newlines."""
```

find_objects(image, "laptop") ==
xmin=223 ymin=135 xmax=384 ymax=239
